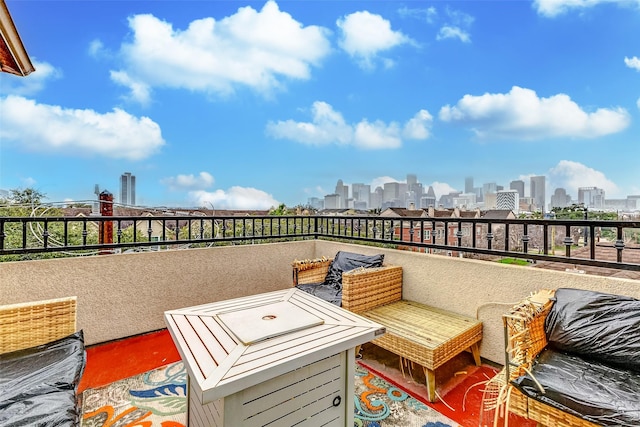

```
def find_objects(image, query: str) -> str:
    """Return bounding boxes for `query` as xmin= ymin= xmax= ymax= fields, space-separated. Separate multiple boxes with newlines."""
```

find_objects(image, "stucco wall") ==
xmin=2 ymin=240 xmax=639 ymax=365
xmin=0 ymin=241 xmax=315 ymax=345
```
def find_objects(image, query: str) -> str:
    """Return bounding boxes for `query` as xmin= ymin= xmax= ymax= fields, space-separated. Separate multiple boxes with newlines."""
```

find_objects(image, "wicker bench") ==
xmin=0 ymin=297 xmax=85 ymax=426
xmin=293 ymin=258 xmax=482 ymax=402
xmin=499 ymin=289 xmax=640 ymax=427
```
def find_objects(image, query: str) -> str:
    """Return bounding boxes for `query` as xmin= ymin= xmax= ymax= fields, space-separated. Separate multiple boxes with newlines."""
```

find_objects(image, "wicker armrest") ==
xmin=342 ymin=265 xmax=403 ymax=314
xmin=0 ymin=296 xmax=77 ymax=354
xmin=503 ymin=289 xmax=555 ymax=380
xmin=292 ymin=257 xmax=332 ymax=286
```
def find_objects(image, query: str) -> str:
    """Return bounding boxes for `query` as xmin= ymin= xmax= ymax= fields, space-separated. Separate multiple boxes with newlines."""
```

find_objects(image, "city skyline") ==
xmin=309 ymin=173 xmax=639 ymax=213
xmin=1 ymin=1 xmax=639 ymax=209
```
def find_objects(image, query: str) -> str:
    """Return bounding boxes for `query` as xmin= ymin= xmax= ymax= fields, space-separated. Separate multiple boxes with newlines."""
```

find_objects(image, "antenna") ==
xmin=94 ymin=185 xmax=100 ymax=196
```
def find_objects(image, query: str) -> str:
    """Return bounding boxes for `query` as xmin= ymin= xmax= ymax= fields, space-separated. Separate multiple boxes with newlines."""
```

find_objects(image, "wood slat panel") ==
xmin=173 ymin=314 xmax=217 ymax=378
xmin=200 ymin=316 xmax=238 ymax=353
xmin=241 ymin=353 xmax=342 ymax=406
xmin=189 ymin=381 xmax=224 ymax=427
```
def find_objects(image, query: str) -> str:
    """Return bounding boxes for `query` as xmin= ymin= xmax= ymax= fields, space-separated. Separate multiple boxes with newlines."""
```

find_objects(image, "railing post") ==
xmin=99 ymin=190 xmax=113 ymax=254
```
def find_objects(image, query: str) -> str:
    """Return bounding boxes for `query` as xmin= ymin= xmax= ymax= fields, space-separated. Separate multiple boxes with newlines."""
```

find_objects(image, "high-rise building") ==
xmin=383 ymin=182 xmax=401 ymax=206
xmin=550 ymin=188 xmax=571 ymax=209
xmin=497 ymin=190 xmax=519 ymax=214
xmin=335 ymin=180 xmax=348 ymax=209
xmin=483 ymin=182 xmax=498 ymax=195
xmin=370 ymin=187 xmax=383 ymax=210
xmin=352 ymin=183 xmax=371 ymax=209
xmin=510 ymin=180 xmax=525 ymax=198
xmin=420 ymin=186 xmax=437 ymax=208
xmin=323 ymin=194 xmax=341 ymax=209
xmin=530 ymin=176 xmax=546 ymax=213
xmin=465 ymin=177 xmax=474 ymax=194
xmin=578 ymin=187 xmax=605 ymax=209
xmin=120 ymin=172 xmax=136 ymax=205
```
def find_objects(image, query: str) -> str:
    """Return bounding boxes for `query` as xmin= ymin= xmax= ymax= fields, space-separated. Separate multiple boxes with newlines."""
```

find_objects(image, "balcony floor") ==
xmin=78 ymin=329 xmax=534 ymax=427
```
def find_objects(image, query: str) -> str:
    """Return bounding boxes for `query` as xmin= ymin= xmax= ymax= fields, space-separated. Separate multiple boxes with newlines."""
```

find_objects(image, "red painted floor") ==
xmin=78 ymin=329 xmax=181 ymax=393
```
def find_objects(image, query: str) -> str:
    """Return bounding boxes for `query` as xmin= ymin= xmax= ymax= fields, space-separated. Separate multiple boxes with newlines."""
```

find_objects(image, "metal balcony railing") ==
xmin=1 ymin=214 xmax=639 ymax=272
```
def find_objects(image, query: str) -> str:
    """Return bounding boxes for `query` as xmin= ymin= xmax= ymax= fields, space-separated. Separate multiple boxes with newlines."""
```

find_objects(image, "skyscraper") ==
xmin=352 ymin=183 xmax=371 ymax=209
xmin=530 ymin=176 xmax=546 ymax=213
xmin=120 ymin=172 xmax=136 ymax=206
xmin=510 ymin=180 xmax=525 ymax=198
xmin=497 ymin=190 xmax=520 ymax=214
xmin=465 ymin=177 xmax=474 ymax=194
xmin=335 ymin=180 xmax=348 ymax=209
xmin=578 ymin=187 xmax=605 ymax=209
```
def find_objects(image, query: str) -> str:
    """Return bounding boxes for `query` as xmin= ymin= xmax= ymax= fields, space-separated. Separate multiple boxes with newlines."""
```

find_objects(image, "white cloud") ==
xmin=534 ymin=0 xmax=640 ymax=17
xmin=403 ymin=110 xmax=434 ymax=139
xmin=0 ymin=60 xmax=62 ymax=96
xmin=22 ymin=177 xmax=37 ymax=188
xmin=637 ymin=97 xmax=640 ymax=109
xmin=549 ymin=160 xmax=619 ymax=197
xmin=189 ymin=187 xmax=279 ymax=210
xmin=397 ymin=6 xmax=438 ymax=23
xmin=0 ymin=95 xmax=164 ymax=160
xmin=161 ymin=172 xmax=214 ymax=191
xmin=267 ymin=101 xmax=432 ymax=149
xmin=429 ymin=181 xmax=457 ymax=199
xmin=337 ymin=11 xmax=412 ymax=69
xmin=370 ymin=176 xmax=403 ymax=190
xmin=111 ymin=1 xmax=331 ymax=103
xmin=354 ymin=120 xmax=402 ymax=149
xmin=436 ymin=26 xmax=471 ymax=43
xmin=436 ymin=8 xmax=474 ymax=43
xmin=439 ymin=86 xmax=630 ymax=139
xmin=266 ymin=102 xmax=352 ymax=146
xmin=625 ymin=56 xmax=640 ymax=71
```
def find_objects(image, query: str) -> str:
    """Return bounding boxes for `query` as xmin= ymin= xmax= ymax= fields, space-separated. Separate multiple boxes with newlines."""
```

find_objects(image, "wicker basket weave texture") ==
xmin=291 ymin=259 xmax=331 ymax=286
xmin=0 ymin=296 xmax=77 ymax=354
xmin=342 ymin=266 xmax=403 ymax=314
xmin=362 ymin=300 xmax=482 ymax=370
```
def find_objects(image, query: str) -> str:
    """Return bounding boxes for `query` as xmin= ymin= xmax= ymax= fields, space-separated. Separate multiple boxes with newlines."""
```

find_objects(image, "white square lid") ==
xmin=218 ymin=300 xmax=324 ymax=345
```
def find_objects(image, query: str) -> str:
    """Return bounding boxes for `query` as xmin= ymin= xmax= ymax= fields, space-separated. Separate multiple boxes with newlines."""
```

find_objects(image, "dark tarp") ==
xmin=296 ymin=251 xmax=384 ymax=306
xmin=0 ymin=331 xmax=86 ymax=427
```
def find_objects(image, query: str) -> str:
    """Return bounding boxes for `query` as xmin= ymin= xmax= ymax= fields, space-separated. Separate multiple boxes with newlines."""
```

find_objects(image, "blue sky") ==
xmin=1 ymin=0 xmax=639 ymax=209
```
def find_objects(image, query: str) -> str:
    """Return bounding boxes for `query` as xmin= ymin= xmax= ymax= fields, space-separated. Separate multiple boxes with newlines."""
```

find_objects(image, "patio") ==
xmin=2 ymin=238 xmax=640 ymax=426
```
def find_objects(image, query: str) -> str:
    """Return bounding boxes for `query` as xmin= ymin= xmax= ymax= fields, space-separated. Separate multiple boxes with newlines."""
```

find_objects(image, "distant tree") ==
xmin=9 ymin=188 xmax=46 ymax=205
xmin=269 ymin=203 xmax=291 ymax=216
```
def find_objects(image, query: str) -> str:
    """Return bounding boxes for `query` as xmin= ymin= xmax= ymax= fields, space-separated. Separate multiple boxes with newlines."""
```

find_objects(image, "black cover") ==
xmin=296 ymin=251 xmax=384 ymax=306
xmin=296 ymin=282 xmax=342 ymax=306
xmin=545 ymin=287 xmax=640 ymax=371
xmin=512 ymin=348 xmax=640 ymax=426
xmin=0 ymin=330 xmax=86 ymax=427
xmin=323 ymin=251 xmax=384 ymax=289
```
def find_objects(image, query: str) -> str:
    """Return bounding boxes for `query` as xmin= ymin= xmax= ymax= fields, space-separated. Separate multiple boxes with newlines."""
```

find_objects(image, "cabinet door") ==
xmin=226 ymin=351 xmax=347 ymax=427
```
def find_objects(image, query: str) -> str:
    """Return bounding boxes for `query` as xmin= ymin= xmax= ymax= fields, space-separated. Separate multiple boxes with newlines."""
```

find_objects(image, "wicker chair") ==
xmin=0 ymin=296 xmax=78 ymax=354
xmin=499 ymin=289 xmax=600 ymax=427
xmin=291 ymin=257 xmax=403 ymax=313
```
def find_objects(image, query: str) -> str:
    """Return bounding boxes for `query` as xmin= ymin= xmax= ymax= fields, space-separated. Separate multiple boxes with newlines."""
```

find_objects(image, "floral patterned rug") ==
xmin=81 ymin=361 xmax=458 ymax=427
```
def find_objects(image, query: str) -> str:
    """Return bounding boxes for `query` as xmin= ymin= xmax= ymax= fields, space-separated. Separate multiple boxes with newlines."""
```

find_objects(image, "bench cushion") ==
xmin=512 ymin=348 xmax=640 ymax=426
xmin=0 ymin=331 xmax=85 ymax=427
xmin=545 ymin=288 xmax=640 ymax=371
xmin=323 ymin=251 xmax=384 ymax=289
xmin=296 ymin=282 xmax=342 ymax=306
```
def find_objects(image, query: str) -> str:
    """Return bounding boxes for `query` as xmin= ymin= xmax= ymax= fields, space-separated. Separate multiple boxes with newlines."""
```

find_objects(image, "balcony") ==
xmin=1 ymin=214 xmax=639 ymax=426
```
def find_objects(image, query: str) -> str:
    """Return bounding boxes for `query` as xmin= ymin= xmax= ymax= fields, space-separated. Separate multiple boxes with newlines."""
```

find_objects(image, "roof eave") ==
xmin=0 ymin=0 xmax=35 ymax=76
